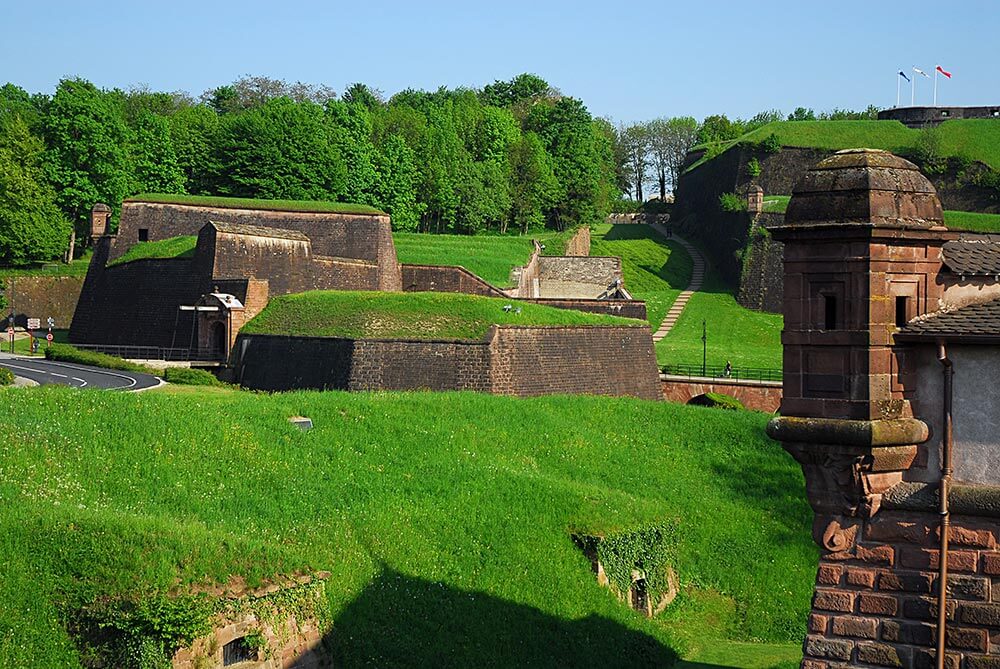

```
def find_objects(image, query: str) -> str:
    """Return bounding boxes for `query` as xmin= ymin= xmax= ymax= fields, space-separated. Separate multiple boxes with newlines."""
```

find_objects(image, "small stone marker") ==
xmin=288 ymin=416 xmax=313 ymax=431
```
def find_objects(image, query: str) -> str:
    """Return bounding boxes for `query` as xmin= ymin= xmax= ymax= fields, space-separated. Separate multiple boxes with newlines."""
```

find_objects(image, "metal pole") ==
xmin=701 ymin=320 xmax=707 ymax=377
xmin=896 ymin=74 xmax=901 ymax=107
xmin=934 ymin=68 xmax=938 ymax=106
xmin=911 ymin=73 xmax=916 ymax=106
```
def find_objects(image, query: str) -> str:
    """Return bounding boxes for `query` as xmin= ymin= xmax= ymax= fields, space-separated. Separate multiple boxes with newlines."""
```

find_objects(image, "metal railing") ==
xmin=72 ymin=344 xmax=223 ymax=362
xmin=660 ymin=363 xmax=782 ymax=383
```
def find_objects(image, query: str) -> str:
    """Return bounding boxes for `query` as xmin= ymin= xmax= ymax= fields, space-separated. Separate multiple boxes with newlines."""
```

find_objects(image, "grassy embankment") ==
xmin=589 ymin=224 xmax=691 ymax=331
xmin=0 ymin=385 xmax=814 ymax=668
xmin=0 ymin=251 xmax=92 ymax=278
xmin=394 ymin=228 xmax=579 ymax=287
xmin=127 ymin=192 xmax=386 ymax=216
xmin=241 ymin=290 xmax=640 ymax=340
xmin=590 ymin=224 xmax=783 ymax=371
xmin=104 ymin=228 xmax=572 ymax=288
xmin=690 ymin=119 xmax=1000 ymax=172
xmin=764 ymin=195 xmax=1000 ymax=233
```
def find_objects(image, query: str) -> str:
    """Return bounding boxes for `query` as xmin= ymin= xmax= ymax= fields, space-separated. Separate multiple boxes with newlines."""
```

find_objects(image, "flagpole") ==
xmin=911 ymin=74 xmax=915 ymax=106
xmin=934 ymin=68 xmax=938 ymax=106
xmin=897 ymin=74 xmax=901 ymax=107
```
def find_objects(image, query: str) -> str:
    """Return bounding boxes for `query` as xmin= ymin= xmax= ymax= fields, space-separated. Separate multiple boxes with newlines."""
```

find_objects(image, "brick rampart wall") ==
xmin=520 ymin=298 xmax=647 ymax=321
xmin=401 ymin=264 xmax=508 ymax=297
xmin=4 ymin=276 xmax=84 ymax=328
xmin=488 ymin=326 xmax=661 ymax=399
xmin=233 ymin=325 xmax=661 ymax=400
xmin=801 ymin=506 xmax=1000 ymax=668
xmin=563 ymin=226 xmax=591 ymax=256
xmin=659 ymin=376 xmax=783 ymax=413
xmin=70 ymin=255 xmax=201 ymax=348
xmin=114 ymin=200 xmax=401 ymax=290
xmin=737 ymin=216 xmax=785 ymax=314
xmin=537 ymin=256 xmax=620 ymax=285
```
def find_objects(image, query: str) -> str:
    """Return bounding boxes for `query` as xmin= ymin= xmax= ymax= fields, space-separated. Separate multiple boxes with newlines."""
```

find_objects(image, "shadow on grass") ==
xmin=711 ymin=445 xmax=814 ymax=548
xmin=322 ymin=568 xmax=677 ymax=667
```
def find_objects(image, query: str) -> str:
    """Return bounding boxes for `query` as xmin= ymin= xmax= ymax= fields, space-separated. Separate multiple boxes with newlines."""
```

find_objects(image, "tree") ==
xmin=42 ymin=78 xmax=132 ymax=236
xmin=202 ymin=76 xmax=336 ymax=113
xmin=212 ymin=98 xmax=346 ymax=200
xmin=787 ymin=107 xmax=816 ymax=121
xmin=325 ymin=99 xmax=378 ymax=205
xmin=508 ymin=132 xmax=560 ymax=234
xmin=0 ymin=115 xmax=72 ymax=265
xmin=480 ymin=73 xmax=554 ymax=108
xmin=617 ymin=122 xmax=650 ymax=201
xmin=129 ymin=112 xmax=186 ymax=194
xmin=697 ymin=114 xmax=741 ymax=145
xmin=372 ymin=133 xmax=422 ymax=231
xmin=168 ymin=105 xmax=221 ymax=194
xmin=646 ymin=117 xmax=699 ymax=199
xmin=526 ymin=97 xmax=607 ymax=229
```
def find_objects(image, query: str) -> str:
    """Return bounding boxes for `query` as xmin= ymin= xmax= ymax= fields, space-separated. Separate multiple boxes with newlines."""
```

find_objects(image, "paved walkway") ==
xmin=648 ymin=223 xmax=705 ymax=343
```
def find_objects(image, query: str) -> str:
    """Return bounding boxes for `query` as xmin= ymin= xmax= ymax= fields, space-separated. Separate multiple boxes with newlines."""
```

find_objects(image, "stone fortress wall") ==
xmin=232 ymin=324 xmax=662 ymax=400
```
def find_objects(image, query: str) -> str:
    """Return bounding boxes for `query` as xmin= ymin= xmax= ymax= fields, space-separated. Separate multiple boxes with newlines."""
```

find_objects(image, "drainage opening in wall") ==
xmin=223 ymin=636 xmax=258 ymax=665
xmin=571 ymin=523 xmax=678 ymax=618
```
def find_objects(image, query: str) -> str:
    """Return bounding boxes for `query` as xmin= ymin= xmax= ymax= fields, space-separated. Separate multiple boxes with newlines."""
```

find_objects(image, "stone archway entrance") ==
xmin=211 ymin=321 xmax=227 ymax=359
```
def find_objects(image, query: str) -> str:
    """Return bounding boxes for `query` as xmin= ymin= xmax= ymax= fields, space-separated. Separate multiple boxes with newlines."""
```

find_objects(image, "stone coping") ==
xmin=766 ymin=416 xmax=929 ymax=447
xmin=659 ymin=374 xmax=782 ymax=388
xmin=884 ymin=481 xmax=1000 ymax=518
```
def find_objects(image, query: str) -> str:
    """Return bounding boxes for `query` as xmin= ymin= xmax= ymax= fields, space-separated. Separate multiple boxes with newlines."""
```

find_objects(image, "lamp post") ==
xmin=701 ymin=319 xmax=707 ymax=377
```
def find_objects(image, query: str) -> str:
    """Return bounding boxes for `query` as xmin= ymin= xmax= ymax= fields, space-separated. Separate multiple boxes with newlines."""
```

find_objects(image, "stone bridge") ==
xmin=660 ymin=374 xmax=782 ymax=413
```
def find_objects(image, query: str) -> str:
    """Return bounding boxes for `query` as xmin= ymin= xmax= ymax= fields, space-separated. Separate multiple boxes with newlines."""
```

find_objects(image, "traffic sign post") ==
xmin=27 ymin=318 xmax=40 ymax=330
xmin=7 ymin=326 xmax=13 ymax=354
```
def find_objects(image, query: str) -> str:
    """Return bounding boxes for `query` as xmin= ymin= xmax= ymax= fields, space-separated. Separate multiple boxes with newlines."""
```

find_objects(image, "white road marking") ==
xmin=51 ymin=373 xmax=67 ymax=378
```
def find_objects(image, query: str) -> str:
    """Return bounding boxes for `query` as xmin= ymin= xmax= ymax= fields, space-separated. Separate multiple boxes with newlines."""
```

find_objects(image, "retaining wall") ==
xmin=659 ymin=375 xmax=782 ymax=413
xmin=233 ymin=325 xmax=661 ymax=400
xmin=400 ymin=263 xmax=508 ymax=296
xmin=115 ymin=200 xmax=401 ymax=290
xmin=563 ymin=226 xmax=591 ymax=256
xmin=3 ymin=276 xmax=84 ymax=328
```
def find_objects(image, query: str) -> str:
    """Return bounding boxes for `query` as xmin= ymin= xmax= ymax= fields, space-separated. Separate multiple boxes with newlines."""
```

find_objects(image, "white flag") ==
xmin=913 ymin=67 xmax=930 ymax=78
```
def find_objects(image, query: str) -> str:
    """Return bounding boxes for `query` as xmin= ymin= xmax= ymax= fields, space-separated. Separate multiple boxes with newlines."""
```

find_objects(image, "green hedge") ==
xmin=45 ymin=344 xmax=227 ymax=387
xmin=0 ymin=368 xmax=14 ymax=386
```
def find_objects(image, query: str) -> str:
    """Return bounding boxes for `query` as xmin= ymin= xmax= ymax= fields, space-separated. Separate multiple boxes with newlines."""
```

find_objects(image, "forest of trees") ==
xmin=0 ymin=71 xmax=880 ymax=267
xmin=0 ymin=73 xmax=623 ymax=265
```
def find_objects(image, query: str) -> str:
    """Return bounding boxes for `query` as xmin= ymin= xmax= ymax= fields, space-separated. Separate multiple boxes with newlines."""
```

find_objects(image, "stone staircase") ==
xmin=649 ymin=224 xmax=705 ymax=343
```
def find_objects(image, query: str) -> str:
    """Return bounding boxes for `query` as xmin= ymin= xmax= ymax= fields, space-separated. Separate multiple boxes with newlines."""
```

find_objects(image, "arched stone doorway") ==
xmin=211 ymin=321 xmax=227 ymax=359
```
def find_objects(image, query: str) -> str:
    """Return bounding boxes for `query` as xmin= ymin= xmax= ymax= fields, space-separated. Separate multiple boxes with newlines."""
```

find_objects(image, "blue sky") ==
xmin=4 ymin=0 xmax=997 ymax=123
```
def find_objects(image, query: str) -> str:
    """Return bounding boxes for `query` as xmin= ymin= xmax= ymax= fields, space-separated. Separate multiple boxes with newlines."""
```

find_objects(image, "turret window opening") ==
xmin=823 ymin=294 xmax=837 ymax=330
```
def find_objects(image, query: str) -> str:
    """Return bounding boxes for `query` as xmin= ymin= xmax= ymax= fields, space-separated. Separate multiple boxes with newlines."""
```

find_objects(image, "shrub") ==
xmin=718 ymin=192 xmax=747 ymax=213
xmin=913 ymin=127 xmax=946 ymax=174
xmin=747 ymin=157 xmax=762 ymax=179
xmin=689 ymin=392 xmax=745 ymax=410
xmin=45 ymin=343 xmax=154 ymax=374
xmin=760 ymin=133 xmax=781 ymax=154
xmin=162 ymin=367 xmax=225 ymax=387
xmin=0 ymin=367 xmax=14 ymax=386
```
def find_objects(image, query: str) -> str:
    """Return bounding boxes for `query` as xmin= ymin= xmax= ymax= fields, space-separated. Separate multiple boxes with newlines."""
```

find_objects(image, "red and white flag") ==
xmin=936 ymin=65 xmax=952 ymax=78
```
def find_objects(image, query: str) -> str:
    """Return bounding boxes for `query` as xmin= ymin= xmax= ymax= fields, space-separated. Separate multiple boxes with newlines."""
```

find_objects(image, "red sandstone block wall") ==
xmin=802 ymin=509 xmax=1000 ymax=668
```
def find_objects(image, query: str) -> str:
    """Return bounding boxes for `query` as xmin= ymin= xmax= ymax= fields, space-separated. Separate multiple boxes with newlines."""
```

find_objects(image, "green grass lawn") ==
xmin=690 ymin=119 xmax=1000 ymax=173
xmin=128 ymin=192 xmax=385 ymax=216
xmin=0 ymin=251 xmax=92 ymax=279
xmin=393 ymin=232 xmax=536 ymax=286
xmin=590 ymin=224 xmax=692 ymax=328
xmin=656 ymin=251 xmax=784 ymax=371
xmin=107 ymin=235 xmax=197 ymax=266
xmin=242 ymin=290 xmax=641 ymax=340
xmin=10 ymin=329 xmax=70 ymax=356
xmin=763 ymin=195 xmax=1000 ymax=233
xmin=0 ymin=386 xmax=814 ymax=667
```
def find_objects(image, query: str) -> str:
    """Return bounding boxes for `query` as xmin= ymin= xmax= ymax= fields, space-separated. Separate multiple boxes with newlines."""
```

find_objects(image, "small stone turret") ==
xmin=90 ymin=203 xmax=112 ymax=241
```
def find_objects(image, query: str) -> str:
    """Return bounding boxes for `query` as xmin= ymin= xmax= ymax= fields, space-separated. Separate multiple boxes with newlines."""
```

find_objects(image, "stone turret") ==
xmin=90 ymin=203 xmax=112 ymax=241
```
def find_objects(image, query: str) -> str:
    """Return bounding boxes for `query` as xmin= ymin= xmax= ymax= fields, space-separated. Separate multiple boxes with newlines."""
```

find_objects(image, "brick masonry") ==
xmin=3 ymin=276 xmax=84 ymax=328
xmin=401 ymin=264 xmax=509 ymax=297
xmin=659 ymin=376 xmax=782 ymax=413
xmin=232 ymin=325 xmax=662 ymax=400
xmin=766 ymin=151 xmax=1000 ymax=668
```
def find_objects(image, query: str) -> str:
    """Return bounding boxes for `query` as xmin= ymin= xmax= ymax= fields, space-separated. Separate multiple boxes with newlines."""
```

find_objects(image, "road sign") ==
xmin=27 ymin=318 xmax=40 ymax=330
xmin=46 ymin=333 xmax=54 ymax=342
xmin=6 ymin=327 xmax=12 ymax=336
xmin=47 ymin=317 xmax=55 ymax=328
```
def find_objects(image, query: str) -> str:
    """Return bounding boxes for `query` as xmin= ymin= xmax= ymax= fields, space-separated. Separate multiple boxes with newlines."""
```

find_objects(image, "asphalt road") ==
xmin=0 ymin=354 xmax=162 ymax=391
